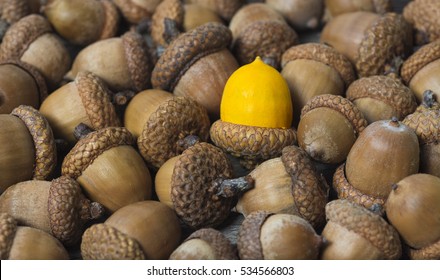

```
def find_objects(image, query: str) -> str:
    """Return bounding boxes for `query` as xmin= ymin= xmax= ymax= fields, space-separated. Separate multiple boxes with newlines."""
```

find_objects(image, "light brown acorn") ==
xmin=113 ymin=0 xmax=163 ymax=24
xmin=183 ymin=3 xmax=224 ymax=31
xmin=185 ymin=0 xmax=244 ymax=22
xmin=0 ymin=105 xmax=56 ymax=194
xmin=403 ymin=0 xmax=440 ymax=45
xmin=0 ymin=176 xmax=105 ymax=246
xmin=81 ymin=200 xmax=182 ymax=260
xmin=324 ymin=0 xmax=392 ymax=20
xmin=0 ymin=213 xmax=69 ymax=260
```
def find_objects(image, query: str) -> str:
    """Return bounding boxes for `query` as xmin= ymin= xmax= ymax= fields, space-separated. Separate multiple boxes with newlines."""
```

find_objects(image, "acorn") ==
xmin=281 ymin=43 xmax=355 ymax=126
xmin=333 ymin=118 xmax=420 ymax=209
xmin=324 ymin=0 xmax=392 ymax=20
xmin=0 ymin=105 xmax=56 ymax=194
xmin=81 ymin=200 xmax=182 ymax=260
xmin=42 ymin=0 xmax=120 ymax=46
xmin=39 ymin=71 xmax=120 ymax=146
xmin=386 ymin=173 xmax=440 ymax=260
xmin=266 ymin=0 xmax=324 ymax=31
xmin=403 ymin=0 xmax=440 ymax=45
xmin=400 ymin=40 xmax=440 ymax=103
xmin=155 ymin=142 xmax=254 ymax=229
xmin=124 ymin=89 xmax=210 ymax=169
xmin=320 ymin=11 xmax=413 ymax=77
xmin=169 ymin=228 xmax=238 ymax=260
xmin=0 ymin=213 xmax=69 ymax=260
xmin=185 ymin=0 xmax=244 ymax=22
xmin=321 ymin=199 xmax=402 ymax=260
xmin=0 ymin=14 xmax=71 ymax=90
xmin=151 ymin=22 xmax=238 ymax=121
xmin=66 ymin=31 xmax=152 ymax=92
xmin=0 ymin=59 xmax=47 ymax=114
xmin=113 ymin=0 xmax=162 ymax=24
xmin=297 ymin=94 xmax=368 ymax=164
xmin=183 ymin=3 xmax=224 ymax=31
xmin=0 ymin=176 xmax=105 ymax=246
xmin=150 ymin=0 xmax=184 ymax=50
xmin=237 ymin=211 xmax=323 ymax=260
xmin=346 ymin=75 xmax=417 ymax=124
xmin=229 ymin=3 xmax=298 ymax=69
xmin=235 ymin=145 xmax=329 ymax=230
xmin=61 ymin=127 xmax=152 ymax=213
xmin=403 ymin=91 xmax=440 ymax=182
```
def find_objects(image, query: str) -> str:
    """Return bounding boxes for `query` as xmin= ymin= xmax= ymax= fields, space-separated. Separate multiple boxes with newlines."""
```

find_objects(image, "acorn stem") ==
xmin=384 ymin=56 xmax=404 ymax=78
xmin=261 ymin=56 xmax=278 ymax=69
xmin=368 ymin=203 xmax=384 ymax=215
xmin=112 ymin=90 xmax=135 ymax=106
xmin=0 ymin=19 xmax=9 ymax=43
xmin=422 ymin=90 xmax=436 ymax=108
xmin=389 ymin=116 xmax=400 ymax=127
xmin=215 ymin=175 xmax=255 ymax=198
xmin=163 ymin=17 xmax=181 ymax=45
xmin=74 ymin=123 xmax=94 ymax=140
xmin=80 ymin=199 xmax=105 ymax=221
xmin=391 ymin=183 xmax=398 ymax=191
xmin=176 ymin=135 xmax=200 ymax=152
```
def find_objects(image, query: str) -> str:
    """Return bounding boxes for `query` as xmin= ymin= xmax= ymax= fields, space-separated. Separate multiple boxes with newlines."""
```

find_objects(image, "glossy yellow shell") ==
xmin=220 ymin=57 xmax=293 ymax=129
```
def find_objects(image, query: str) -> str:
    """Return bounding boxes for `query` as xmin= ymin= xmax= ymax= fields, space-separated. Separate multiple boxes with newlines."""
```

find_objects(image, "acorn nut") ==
xmin=150 ymin=0 xmax=184 ymax=49
xmin=183 ymin=3 xmax=224 ymax=31
xmin=185 ymin=0 xmax=244 ymax=22
xmin=403 ymin=0 xmax=440 ymax=45
xmin=324 ymin=0 xmax=392 ymax=20
xmin=113 ymin=0 xmax=162 ymax=24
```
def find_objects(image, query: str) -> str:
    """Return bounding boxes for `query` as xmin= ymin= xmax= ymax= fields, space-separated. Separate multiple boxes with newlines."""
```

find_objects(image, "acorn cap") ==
xmin=170 ymin=142 xmax=234 ymax=229
xmin=400 ymin=40 xmax=440 ymax=85
xmin=280 ymin=145 xmax=329 ymax=230
xmin=372 ymin=0 xmax=393 ymax=14
xmin=99 ymin=0 xmax=120 ymax=41
xmin=408 ymin=238 xmax=440 ymax=260
xmin=62 ymin=127 xmax=135 ymax=179
xmin=356 ymin=13 xmax=412 ymax=77
xmin=151 ymin=22 xmax=232 ymax=92
xmin=0 ymin=212 xmax=17 ymax=260
xmin=346 ymin=75 xmax=417 ymax=120
xmin=184 ymin=228 xmax=238 ymax=260
xmin=237 ymin=210 xmax=272 ymax=260
xmin=48 ymin=176 xmax=104 ymax=246
xmin=121 ymin=31 xmax=152 ymax=91
xmin=0 ymin=14 xmax=52 ymax=61
xmin=281 ymin=43 xmax=355 ymax=88
xmin=326 ymin=199 xmax=402 ymax=260
xmin=81 ymin=223 xmax=145 ymax=260
xmin=333 ymin=163 xmax=387 ymax=210
xmin=232 ymin=20 xmax=298 ymax=69
xmin=112 ymin=0 xmax=155 ymax=24
xmin=0 ymin=0 xmax=33 ymax=24
xmin=301 ymin=94 xmax=368 ymax=137
xmin=0 ymin=59 xmax=48 ymax=104
xmin=137 ymin=96 xmax=210 ymax=169
xmin=11 ymin=105 xmax=56 ymax=180
xmin=150 ymin=0 xmax=184 ymax=47
xmin=403 ymin=0 xmax=440 ymax=45
xmin=210 ymin=120 xmax=297 ymax=170
xmin=75 ymin=71 xmax=121 ymax=130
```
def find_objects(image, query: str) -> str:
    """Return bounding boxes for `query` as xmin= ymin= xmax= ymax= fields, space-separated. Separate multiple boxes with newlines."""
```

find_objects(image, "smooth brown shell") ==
xmin=112 ymin=0 xmax=162 ymax=24
xmin=186 ymin=0 xmax=244 ymax=22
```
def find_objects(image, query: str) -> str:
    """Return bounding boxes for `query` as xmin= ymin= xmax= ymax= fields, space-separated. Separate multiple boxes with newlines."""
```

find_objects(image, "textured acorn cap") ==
xmin=346 ymin=75 xmax=417 ymax=120
xmin=281 ymin=43 xmax=355 ymax=88
xmin=403 ymin=0 xmax=440 ymax=45
xmin=75 ymin=71 xmax=121 ymax=130
xmin=408 ymin=238 xmax=440 ymax=260
xmin=210 ymin=120 xmax=297 ymax=170
xmin=151 ymin=22 xmax=232 ymax=92
xmin=237 ymin=210 xmax=272 ymax=260
xmin=11 ymin=105 xmax=56 ymax=180
xmin=0 ymin=0 xmax=35 ymax=24
xmin=137 ymin=96 xmax=210 ymax=169
xmin=112 ymin=0 xmax=159 ymax=24
xmin=280 ymin=145 xmax=329 ymax=230
xmin=0 ymin=14 xmax=52 ymax=61
xmin=81 ymin=223 xmax=145 ymax=260
xmin=232 ymin=20 xmax=298 ymax=69
xmin=99 ymin=0 xmax=121 ymax=41
xmin=0 ymin=212 xmax=17 ymax=260
xmin=150 ymin=0 xmax=184 ymax=47
xmin=326 ymin=199 xmax=402 ymax=259
xmin=400 ymin=40 xmax=440 ymax=85
xmin=62 ymin=127 xmax=135 ymax=179
xmin=170 ymin=142 xmax=234 ymax=229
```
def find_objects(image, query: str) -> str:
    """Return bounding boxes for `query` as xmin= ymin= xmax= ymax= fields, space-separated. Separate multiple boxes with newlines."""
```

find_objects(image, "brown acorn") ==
xmin=297 ymin=94 xmax=368 ymax=164
xmin=183 ymin=3 xmax=224 ymax=31
xmin=235 ymin=145 xmax=329 ymax=230
xmin=0 ymin=59 xmax=47 ymax=114
xmin=169 ymin=228 xmax=238 ymax=260
xmin=155 ymin=142 xmax=254 ymax=229
xmin=150 ymin=0 xmax=184 ymax=49
xmin=237 ymin=211 xmax=323 ymax=260
xmin=124 ymin=89 xmax=210 ymax=169
xmin=0 ymin=105 xmax=56 ymax=194
xmin=0 ymin=14 xmax=71 ymax=89
xmin=0 ymin=213 xmax=69 ymax=260
xmin=333 ymin=118 xmax=420 ymax=209
xmin=346 ymin=75 xmax=417 ymax=124
xmin=324 ymin=0 xmax=392 ymax=20
xmin=42 ymin=0 xmax=120 ymax=46
xmin=266 ymin=0 xmax=324 ymax=30
xmin=186 ymin=0 xmax=244 ymax=22
xmin=403 ymin=0 xmax=440 ymax=45
xmin=113 ymin=0 xmax=162 ymax=24
xmin=0 ymin=176 xmax=104 ymax=246
xmin=281 ymin=43 xmax=356 ymax=126
xmin=62 ymin=127 xmax=152 ymax=213
xmin=81 ymin=200 xmax=182 ymax=260
xmin=151 ymin=22 xmax=238 ymax=120
xmin=321 ymin=11 xmax=412 ymax=77
xmin=386 ymin=173 xmax=440 ymax=259
xmin=321 ymin=199 xmax=402 ymax=260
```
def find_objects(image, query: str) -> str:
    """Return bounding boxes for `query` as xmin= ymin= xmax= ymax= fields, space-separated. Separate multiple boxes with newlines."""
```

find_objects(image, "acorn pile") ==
xmin=1 ymin=0 xmax=439 ymax=260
